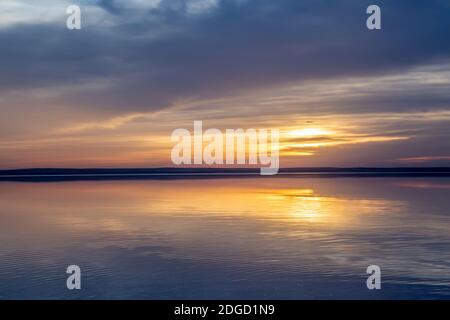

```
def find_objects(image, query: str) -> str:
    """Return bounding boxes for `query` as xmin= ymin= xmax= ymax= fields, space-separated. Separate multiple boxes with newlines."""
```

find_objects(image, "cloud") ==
xmin=394 ymin=156 xmax=450 ymax=163
xmin=54 ymin=112 xmax=155 ymax=134
xmin=1 ymin=0 xmax=450 ymax=114
xmin=0 ymin=0 xmax=68 ymax=28
xmin=0 ymin=1 xmax=113 ymax=29
xmin=0 ymin=0 xmax=449 ymax=168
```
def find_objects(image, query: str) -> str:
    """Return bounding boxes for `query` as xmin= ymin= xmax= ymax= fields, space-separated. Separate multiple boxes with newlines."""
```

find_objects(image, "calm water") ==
xmin=0 ymin=177 xmax=449 ymax=299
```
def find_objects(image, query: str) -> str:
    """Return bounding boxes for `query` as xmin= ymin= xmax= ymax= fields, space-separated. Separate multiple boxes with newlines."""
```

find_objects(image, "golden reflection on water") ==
xmin=0 ymin=178 xmax=408 ymax=238
xmin=262 ymin=188 xmax=402 ymax=224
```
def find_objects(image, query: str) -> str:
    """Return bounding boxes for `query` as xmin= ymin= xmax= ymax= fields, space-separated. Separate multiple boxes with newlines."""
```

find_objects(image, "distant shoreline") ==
xmin=1 ymin=167 xmax=449 ymax=182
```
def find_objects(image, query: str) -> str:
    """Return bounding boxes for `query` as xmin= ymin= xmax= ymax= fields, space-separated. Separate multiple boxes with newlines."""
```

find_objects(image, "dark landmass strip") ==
xmin=0 ymin=167 xmax=449 ymax=182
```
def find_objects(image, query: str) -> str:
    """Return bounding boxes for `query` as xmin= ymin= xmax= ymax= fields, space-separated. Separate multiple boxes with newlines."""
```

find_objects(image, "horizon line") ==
xmin=1 ymin=167 xmax=449 ymax=181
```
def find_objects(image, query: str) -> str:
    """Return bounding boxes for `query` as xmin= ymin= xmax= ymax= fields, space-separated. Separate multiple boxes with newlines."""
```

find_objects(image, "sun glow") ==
xmin=287 ymin=128 xmax=333 ymax=138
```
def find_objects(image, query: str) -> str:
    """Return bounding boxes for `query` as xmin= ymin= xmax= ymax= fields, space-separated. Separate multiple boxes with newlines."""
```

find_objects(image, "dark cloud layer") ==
xmin=1 ymin=0 xmax=450 ymax=113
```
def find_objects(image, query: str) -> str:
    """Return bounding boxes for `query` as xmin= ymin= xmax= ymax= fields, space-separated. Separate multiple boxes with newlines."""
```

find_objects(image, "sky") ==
xmin=0 ymin=0 xmax=449 ymax=169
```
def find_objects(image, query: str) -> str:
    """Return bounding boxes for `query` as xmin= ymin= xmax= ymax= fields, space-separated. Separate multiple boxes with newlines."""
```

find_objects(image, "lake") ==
xmin=0 ymin=177 xmax=449 ymax=299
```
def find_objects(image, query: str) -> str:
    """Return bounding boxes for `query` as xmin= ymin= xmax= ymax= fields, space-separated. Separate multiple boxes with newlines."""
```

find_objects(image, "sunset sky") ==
xmin=1 ymin=0 xmax=450 ymax=169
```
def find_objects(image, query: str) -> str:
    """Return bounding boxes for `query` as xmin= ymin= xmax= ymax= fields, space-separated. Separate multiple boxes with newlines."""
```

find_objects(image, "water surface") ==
xmin=0 ymin=177 xmax=449 ymax=299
